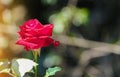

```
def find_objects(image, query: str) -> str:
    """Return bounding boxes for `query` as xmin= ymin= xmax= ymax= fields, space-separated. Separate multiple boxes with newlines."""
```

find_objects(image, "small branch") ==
xmin=54 ymin=35 xmax=120 ymax=54
xmin=54 ymin=35 xmax=120 ymax=76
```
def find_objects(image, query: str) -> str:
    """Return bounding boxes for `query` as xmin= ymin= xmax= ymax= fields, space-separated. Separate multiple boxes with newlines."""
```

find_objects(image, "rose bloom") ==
xmin=16 ymin=19 xmax=59 ymax=50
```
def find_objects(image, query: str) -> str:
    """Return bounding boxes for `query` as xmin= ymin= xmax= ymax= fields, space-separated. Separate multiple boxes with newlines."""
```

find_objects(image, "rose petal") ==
xmin=37 ymin=24 xmax=53 ymax=36
xmin=37 ymin=37 xmax=54 ymax=47
xmin=24 ymin=19 xmax=43 ymax=29
xmin=24 ymin=37 xmax=39 ymax=44
xmin=53 ymin=41 xmax=60 ymax=47
xmin=16 ymin=38 xmax=38 ymax=50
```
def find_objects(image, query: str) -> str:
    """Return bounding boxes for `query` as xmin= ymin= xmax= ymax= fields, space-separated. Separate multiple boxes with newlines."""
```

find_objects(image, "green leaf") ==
xmin=44 ymin=66 xmax=61 ymax=77
xmin=11 ymin=58 xmax=38 ymax=77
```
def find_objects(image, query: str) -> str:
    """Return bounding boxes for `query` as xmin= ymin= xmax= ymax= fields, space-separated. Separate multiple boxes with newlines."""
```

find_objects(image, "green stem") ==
xmin=33 ymin=49 xmax=41 ymax=77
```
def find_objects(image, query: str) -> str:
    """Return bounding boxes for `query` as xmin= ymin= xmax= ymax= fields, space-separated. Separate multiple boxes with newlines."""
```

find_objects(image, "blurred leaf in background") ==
xmin=49 ymin=6 xmax=89 ymax=34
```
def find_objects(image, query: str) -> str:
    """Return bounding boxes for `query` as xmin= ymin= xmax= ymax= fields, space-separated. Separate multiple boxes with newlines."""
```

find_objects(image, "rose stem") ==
xmin=33 ymin=49 xmax=41 ymax=77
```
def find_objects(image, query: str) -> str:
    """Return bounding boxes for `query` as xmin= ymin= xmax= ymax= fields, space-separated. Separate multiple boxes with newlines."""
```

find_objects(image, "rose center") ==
xmin=29 ymin=24 xmax=34 ymax=27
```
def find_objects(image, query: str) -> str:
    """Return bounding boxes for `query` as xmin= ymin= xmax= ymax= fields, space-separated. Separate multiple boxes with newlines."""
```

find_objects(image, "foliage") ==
xmin=44 ymin=66 xmax=61 ymax=77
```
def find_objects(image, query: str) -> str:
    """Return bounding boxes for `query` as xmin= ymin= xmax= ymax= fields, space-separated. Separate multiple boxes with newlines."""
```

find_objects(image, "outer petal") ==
xmin=16 ymin=37 xmax=54 ymax=50
xmin=18 ymin=31 xmax=26 ymax=38
xmin=16 ymin=38 xmax=38 ymax=50
xmin=37 ymin=24 xmax=53 ymax=36
xmin=24 ymin=37 xmax=40 ymax=44
xmin=53 ymin=41 xmax=60 ymax=47
xmin=23 ymin=36 xmax=54 ymax=47
xmin=37 ymin=37 xmax=54 ymax=47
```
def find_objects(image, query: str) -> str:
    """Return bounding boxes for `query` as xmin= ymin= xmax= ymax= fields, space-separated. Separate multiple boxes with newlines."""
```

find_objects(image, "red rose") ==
xmin=16 ymin=19 xmax=60 ymax=50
